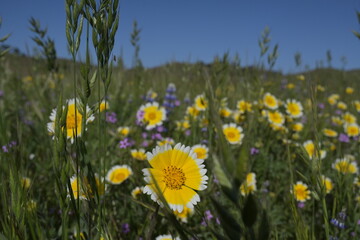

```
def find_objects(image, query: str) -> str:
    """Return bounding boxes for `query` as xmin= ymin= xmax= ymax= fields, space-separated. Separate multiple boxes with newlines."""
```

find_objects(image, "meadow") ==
xmin=1 ymin=1 xmax=360 ymax=240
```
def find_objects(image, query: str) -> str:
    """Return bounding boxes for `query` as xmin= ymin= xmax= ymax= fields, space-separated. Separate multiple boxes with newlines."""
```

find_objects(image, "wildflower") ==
xmin=287 ymin=83 xmax=295 ymax=89
xmin=263 ymin=93 xmax=278 ymax=110
xmin=333 ymin=158 xmax=358 ymax=174
xmin=237 ymin=100 xmax=252 ymax=113
xmin=219 ymin=107 xmax=232 ymax=118
xmin=303 ymin=140 xmax=326 ymax=160
xmin=194 ymin=94 xmax=208 ymax=111
xmin=337 ymin=101 xmax=347 ymax=110
xmin=117 ymin=126 xmax=130 ymax=137
xmin=250 ymin=147 xmax=259 ymax=155
xmin=328 ymin=94 xmax=340 ymax=106
xmin=222 ymin=123 xmax=244 ymax=145
xmin=291 ymin=181 xmax=311 ymax=202
xmin=338 ymin=133 xmax=350 ymax=143
xmin=173 ymin=206 xmax=194 ymax=223
xmin=240 ymin=172 xmax=257 ymax=196
xmin=99 ymin=100 xmax=109 ymax=112
xmin=119 ymin=138 xmax=132 ymax=149
xmin=157 ymin=137 xmax=175 ymax=146
xmin=317 ymin=85 xmax=325 ymax=92
xmin=331 ymin=116 xmax=343 ymax=126
xmin=343 ymin=112 xmax=356 ymax=124
xmin=346 ymin=87 xmax=354 ymax=94
xmin=296 ymin=75 xmax=305 ymax=81
xmin=285 ymin=99 xmax=303 ymax=118
xmin=155 ymin=235 xmax=180 ymax=240
xmin=143 ymin=143 xmax=208 ymax=213
xmin=106 ymin=165 xmax=132 ymax=185
xmin=131 ymin=149 xmax=147 ymax=160
xmin=69 ymin=175 xmax=105 ymax=200
xmin=291 ymin=122 xmax=303 ymax=132
xmin=323 ymin=128 xmax=338 ymax=138
xmin=353 ymin=100 xmax=360 ymax=112
xmin=186 ymin=105 xmax=200 ymax=118
xmin=131 ymin=186 xmax=143 ymax=199
xmin=191 ymin=144 xmax=209 ymax=160
xmin=138 ymin=102 xmax=166 ymax=130
xmin=344 ymin=123 xmax=360 ymax=137
xmin=267 ymin=111 xmax=285 ymax=126
xmin=121 ymin=223 xmax=130 ymax=234
xmin=105 ymin=112 xmax=117 ymax=123
xmin=321 ymin=175 xmax=333 ymax=194
xmin=47 ymin=99 xmax=94 ymax=143
xmin=22 ymin=177 xmax=31 ymax=189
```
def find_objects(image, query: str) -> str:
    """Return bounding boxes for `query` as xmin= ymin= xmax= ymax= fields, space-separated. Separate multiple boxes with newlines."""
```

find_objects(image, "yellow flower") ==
xmin=285 ymin=99 xmax=303 ymax=118
xmin=296 ymin=75 xmax=305 ymax=81
xmin=47 ymin=99 xmax=94 ymax=143
xmin=291 ymin=123 xmax=303 ymax=132
xmin=155 ymin=235 xmax=180 ymax=240
xmin=117 ymin=126 xmax=130 ymax=136
xmin=139 ymin=102 xmax=166 ymax=130
xmin=317 ymin=85 xmax=325 ymax=92
xmin=287 ymin=83 xmax=295 ymax=89
xmin=343 ymin=112 xmax=357 ymax=124
xmin=353 ymin=100 xmax=360 ymax=113
xmin=321 ymin=176 xmax=333 ymax=194
xmin=194 ymin=94 xmax=208 ymax=111
xmin=292 ymin=181 xmax=311 ymax=202
xmin=303 ymin=140 xmax=326 ymax=160
xmin=328 ymin=94 xmax=340 ymax=106
xmin=131 ymin=186 xmax=144 ymax=199
xmin=333 ymin=158 xmax=358 ymax=174
xmin=22 ymin=76 xmax=33 ymax=83
xmin=263 ymin=93 xmax=278 ymax=110
xmin=106 ymin=165 xmax=132 ymax=185
xmin=191 ymin=144 xmax=209 ymax=160
xmin=331 ymin=116 xmax=343 ymax=126
xmin=337 ymin=101 xmax=347 ymax=110
xmin=267 ymin=111 xmax=285 ymax=126
xmin=22 ymin=177 xmax=31 ymax=189
xmin=346 ymin=87 xmax=354 ymax=94
xmin=131 ymin=149 xmax=147 ymax=160
xmin=233 ymin=111 xmax=246 ymax=123
xmin=99 ymin=100 xmax=109 ymax=112
xmin=240 ymin=172 xmax=257 ymax=196
xmin=186 ymin=105 xmax=200 ymax=118
xmin=143 ymin=143 xmax=208 ymax=213
xmin=322 ymin=128 xmax=338 ymax=138
xmin=26 ymin=199 xmax=37 ymax=211
xmin=219 ymin=107 xmax=232 ymax=118
xmin=157 ymin=137 xmax=175 ymax=146
xmin=222 ymin=123 xmax=244 ymax=144
xmin=344 ymin=123 xmax=360 ymax=137
xmin=173 ymin=206 xmax=194 ymax=223
xmin=237 ymin=100 xmax=252 ymax=113
xmin=69 ymin=175 xmax=105 ymax=200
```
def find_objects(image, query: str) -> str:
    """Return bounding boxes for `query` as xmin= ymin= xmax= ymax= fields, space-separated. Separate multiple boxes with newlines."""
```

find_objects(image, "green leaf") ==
xmin=213 ymin=154 xmax=232 ymax=189
xmin=242 ymin=194 xmax=258 ymax=228
xmin=210 ymin=197 xmax=242 ymax=240
xmin=258 ymin=210 xmax=270 ymax=240
xmin=352 ymin=30 xmax=360 ymax=40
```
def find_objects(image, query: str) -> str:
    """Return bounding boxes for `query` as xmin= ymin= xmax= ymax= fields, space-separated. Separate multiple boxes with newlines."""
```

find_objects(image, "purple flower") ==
xmin=151 ymin=133 xmax=163 ymax=140
xmin=121 ymin=223 xmax=130 ymax=234
xmin=297 ymin=202 xmax=305 ymax=208
xmin=216 ymin=217 xmax=221 ymax=225
xmin=335 ymin=110 xmax=343 ymax=115
xmin=339 ymin=133 xmax=350 ymax=143
xmin=0 ymin=90 xmax=3 ymax=97
xmin=156 ymin=126 xmax=166 ymax=133
xmin=185 ymin=130 xmax=191 ymax=136
xmin=317 ymin=103 xmax=325 ymax=109
xmin=136 ymin=110 xmax=144 ymax=125
xmin=204 ymin=210 xmax=213 ymax=221
xmin=141 ymin=140 xmax=149 ymax=147
xmin=106 ymin=112 xmax=117 ymax=123
xmin=119 ymin=138 xmax=130 ymax=149
xmin=141 ymin=132 xmax=148 ymax=139
xmin=2 ymin=145 xmax=8 ymax=153
xmin=250 ymin=147 xmax=259 ymax=155
xmin=174 ymin=100 xmax=181 ymax=106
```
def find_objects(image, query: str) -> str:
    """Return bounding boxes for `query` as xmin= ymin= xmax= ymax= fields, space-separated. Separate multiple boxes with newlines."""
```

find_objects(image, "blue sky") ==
xmin=1 ymin=1 xmax=360 ymax=72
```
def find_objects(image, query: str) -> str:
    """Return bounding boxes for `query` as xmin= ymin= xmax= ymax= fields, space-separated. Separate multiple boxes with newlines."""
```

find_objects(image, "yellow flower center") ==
xmin=287 ymin=103 xmax=300 ymax=115
xmin=66 ymin=105 xmax=82 ymax=130
xmin=111 ymin=172 xmax=126 ymax=183
xmin=148 ymin=112 xmax=157 ymax=121
xmin=294 ymin=185 xmax=308 ymax=201
xmin=163 ymin=166 xmax=186 ymax=190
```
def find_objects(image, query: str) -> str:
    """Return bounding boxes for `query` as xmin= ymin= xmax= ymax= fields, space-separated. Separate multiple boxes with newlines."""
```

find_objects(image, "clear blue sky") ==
xmin=1 ymin=1 xmax=360 ymax=72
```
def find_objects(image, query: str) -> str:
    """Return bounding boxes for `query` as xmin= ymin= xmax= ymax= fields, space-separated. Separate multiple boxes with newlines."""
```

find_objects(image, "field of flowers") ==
xmin=1 ymin=2 xmax=360 ymax=240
